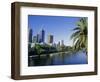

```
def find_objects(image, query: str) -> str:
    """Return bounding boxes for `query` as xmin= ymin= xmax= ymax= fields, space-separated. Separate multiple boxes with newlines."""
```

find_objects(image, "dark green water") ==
xmin=28 ymin=51 xmax=88 ymax=66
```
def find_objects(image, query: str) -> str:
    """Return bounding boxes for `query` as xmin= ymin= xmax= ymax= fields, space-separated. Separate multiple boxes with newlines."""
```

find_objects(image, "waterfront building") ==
xmin=32 ymin=36 xmax=37 ymax=43
xmin=39 ymin=29 xmax=45 ymax=43
xmin=29 ymin=28 xmax=33 ymax=43
xmin=48 ymin=35 xmax=53 ymax=44
xmin=61 ymin=40 xmax=64 ymax=46
xmin=57 ymin=41 xmax=61 ymax=51
xmin=36 ymin=34 xmax=39 ymax=43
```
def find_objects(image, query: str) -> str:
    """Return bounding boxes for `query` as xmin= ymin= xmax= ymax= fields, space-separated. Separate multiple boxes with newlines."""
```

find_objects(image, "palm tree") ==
xmin=71 ymin=18 xmax=88 ymax=54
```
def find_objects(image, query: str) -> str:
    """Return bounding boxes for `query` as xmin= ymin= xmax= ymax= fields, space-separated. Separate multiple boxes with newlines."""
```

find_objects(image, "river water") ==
xmin=28 ymin=51 xmax=88 ymax=66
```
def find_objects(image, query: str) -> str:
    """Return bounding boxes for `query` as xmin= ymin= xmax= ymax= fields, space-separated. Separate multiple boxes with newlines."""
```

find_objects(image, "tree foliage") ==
xmin=71 ymin=18 xmax=88 ymax=53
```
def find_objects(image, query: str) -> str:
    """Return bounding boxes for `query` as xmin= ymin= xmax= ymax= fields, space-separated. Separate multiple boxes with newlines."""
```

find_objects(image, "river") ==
xmin=28 ymin=51 xmax=88 ymax=66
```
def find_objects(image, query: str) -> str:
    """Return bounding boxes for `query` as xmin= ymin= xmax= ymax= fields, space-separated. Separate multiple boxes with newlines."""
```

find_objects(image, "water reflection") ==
xmin=28 ymin=51 xmax=88 ymax=66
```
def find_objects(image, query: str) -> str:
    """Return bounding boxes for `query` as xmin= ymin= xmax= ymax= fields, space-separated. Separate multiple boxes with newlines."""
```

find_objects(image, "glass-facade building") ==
xmin=39 ymin=29 xmax=45 ymax=43
xmin=29 ymin=28 xmax=33 ymax=43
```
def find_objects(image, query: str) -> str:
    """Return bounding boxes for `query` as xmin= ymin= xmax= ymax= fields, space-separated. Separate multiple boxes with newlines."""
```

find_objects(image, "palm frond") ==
xmin=73 ymin=27 xmax=80 ymax=31
xmin=70 ymin=31 xmax=80 ymax=39
xmin=70 ymin=17 xmax=88 ymax=53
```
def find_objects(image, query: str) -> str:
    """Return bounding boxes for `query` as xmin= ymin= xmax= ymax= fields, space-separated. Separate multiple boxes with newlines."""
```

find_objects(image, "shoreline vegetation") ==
xmin=28 ymin=17 xmax=88 ymax=58
xmin=29 ymin=43 xmax=73 ymax=56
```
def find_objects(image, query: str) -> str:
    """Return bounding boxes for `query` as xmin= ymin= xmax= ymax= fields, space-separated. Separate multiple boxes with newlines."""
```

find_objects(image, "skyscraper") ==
xmin=32 ymin=36 xmax=37 ymax=43
xmin=32 ymin=34 xmax=40 ymax=43
xmin=39 ymin=29 xmax=45 ymax=43
xmin=29 ymin=28 xmax=33 ymax=43
xmin=57 ymin=41 xmax=60 ymax=51
xmin=36 ymin=34 xmax=39 ymax=43
xmin=57 ymin=41 xmax=60 ymax=47
xmin=48 ymin=35 xmax=53 ymax=44
xmin=61 ymin=40 xmax=64 ymax=46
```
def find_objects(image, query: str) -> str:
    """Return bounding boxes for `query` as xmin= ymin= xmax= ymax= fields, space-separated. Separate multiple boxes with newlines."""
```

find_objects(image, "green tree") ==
xmin=71 ymin=18 xmax=88 ymax=54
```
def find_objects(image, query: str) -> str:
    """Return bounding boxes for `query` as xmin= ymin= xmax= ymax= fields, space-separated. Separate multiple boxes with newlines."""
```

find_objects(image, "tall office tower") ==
xmin=57 ymin=41 xmax=60 ymax=51
xmin=32 ymin=36 xmax=37 ymax=43
xmin=39 ymin=29 xmax=45 ymax=43
xmin=57 ymin=41 xmax=60 ymax=47
xmin=61 ymin=40 xmax=64 ymax=46
xmin=36 ymin=34 xmax=39 ymax=43
xmin=29 ymin=28 xmax=33 ymax=43
xmin=48 ymin=35 xmax=53 ymax=44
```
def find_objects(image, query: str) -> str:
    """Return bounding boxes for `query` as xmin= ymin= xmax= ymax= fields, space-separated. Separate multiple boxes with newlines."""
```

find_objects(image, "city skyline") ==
xmin=28 ymin=15 xmax=86 ymax=46
xmin=29 ymin=28 xmax=66 ymax=46
xmin=29 ymin=28 xmax=54 ymax=44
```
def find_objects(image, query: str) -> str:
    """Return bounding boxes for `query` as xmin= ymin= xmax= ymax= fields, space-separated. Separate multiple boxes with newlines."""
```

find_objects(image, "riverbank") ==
xmin=29 ymin=51 xmax=70 ymax=58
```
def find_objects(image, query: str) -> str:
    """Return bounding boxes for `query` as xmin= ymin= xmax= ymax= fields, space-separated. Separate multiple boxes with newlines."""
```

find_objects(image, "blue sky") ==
xmin=28 ymin=15 xmax=84 ymax=46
